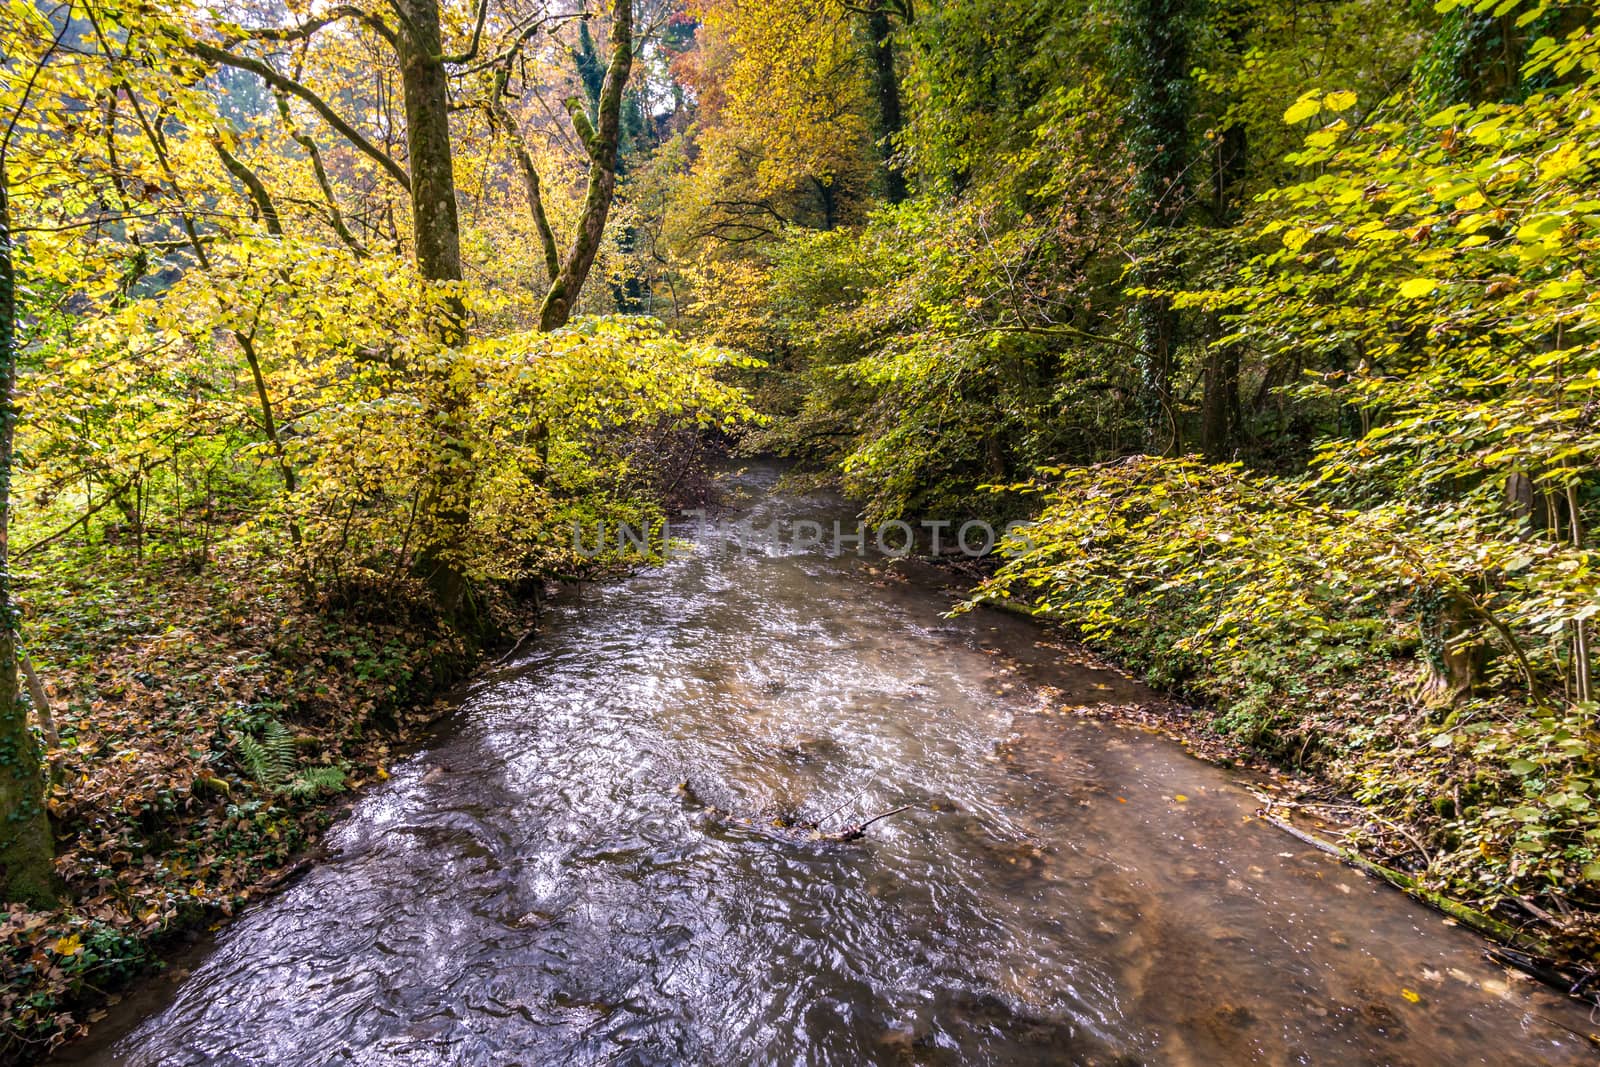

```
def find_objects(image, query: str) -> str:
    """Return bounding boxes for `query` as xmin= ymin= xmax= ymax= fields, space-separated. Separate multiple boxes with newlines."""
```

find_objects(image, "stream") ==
xmin=68 ymin=466 xmax=1599 ymax=1065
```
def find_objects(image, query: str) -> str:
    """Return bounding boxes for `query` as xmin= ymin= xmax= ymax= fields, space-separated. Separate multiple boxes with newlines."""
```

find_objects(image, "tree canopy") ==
xmin=2 ymin=0 xmax=1600 ymax=1053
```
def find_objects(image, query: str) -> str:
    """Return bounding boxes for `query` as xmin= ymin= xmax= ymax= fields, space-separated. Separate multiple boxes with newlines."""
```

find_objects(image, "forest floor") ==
xmin=0 ymin=543 xmax=537 ymax=1064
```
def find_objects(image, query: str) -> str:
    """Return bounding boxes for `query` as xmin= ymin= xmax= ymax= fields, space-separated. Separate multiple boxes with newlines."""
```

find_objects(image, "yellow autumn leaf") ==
xmin=1324 ymin=90 xmax=1358 ymax=111
xmin=1399 ymin=278 xmax=1438 ymax=299
xmin=53 ymin=934 xmax=83 ymax=957
xmin=1400 ymin=988 xmax=1421 ymax=1003
xmin=1539 ymin=141 xmax=1584 ymax=182
xmin=1284 ymin=94 xmax=1323 ymax=124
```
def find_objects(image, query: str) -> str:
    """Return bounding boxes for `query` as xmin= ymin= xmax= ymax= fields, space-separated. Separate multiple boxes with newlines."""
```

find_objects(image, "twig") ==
xmin=816 ymin=785 xmax=869 ymax=829
xmin=20 ymin=653 xmax=57 ymax=749
xmin=494 ymin=624 xmax=540 ymax=665
xmin=821 ymin=805 xmax=911 ymax=842
xmin=1258 ymin=810 xmax=1550 ymax=954
xmin=14 ymin=477 xmax=130 ymax=558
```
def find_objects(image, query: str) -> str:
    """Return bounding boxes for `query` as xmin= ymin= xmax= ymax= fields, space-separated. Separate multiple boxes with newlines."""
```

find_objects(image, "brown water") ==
xmin=72 ymin=467 xmax=1599 ymax=1065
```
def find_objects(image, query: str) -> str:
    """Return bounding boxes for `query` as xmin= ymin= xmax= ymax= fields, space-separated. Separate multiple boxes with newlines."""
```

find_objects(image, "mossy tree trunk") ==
xmin=396 ymin=0 xmax=464 ymax=306
xmin=395 ymin=0 xmax=474 ymax=622
xmin=1116 ymin=0 xmax=1197 ymax=456
xmin=0 ymin=162 xmax=55 ymax=906
xmin=539 ymin=0 xmax=633 ymax=332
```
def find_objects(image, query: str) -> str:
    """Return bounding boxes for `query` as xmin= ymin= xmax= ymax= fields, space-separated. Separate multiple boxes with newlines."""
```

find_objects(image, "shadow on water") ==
xmin=59 ymin=465 xmax=1600 ymax=1066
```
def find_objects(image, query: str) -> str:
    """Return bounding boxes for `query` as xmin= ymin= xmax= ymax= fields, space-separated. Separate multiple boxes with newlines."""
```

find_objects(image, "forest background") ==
xmin=1 ymin=0 xmax=1598 ymax=1056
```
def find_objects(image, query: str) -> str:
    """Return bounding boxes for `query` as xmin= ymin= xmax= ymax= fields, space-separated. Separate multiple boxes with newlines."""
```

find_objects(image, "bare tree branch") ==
xmin=486 ymin=81 xmax=559 ymax=283
xmin=187 ymin=41 xmax=410 ymax=188
xmin=272 ymin=90 xmax=368 ymax=256
xmin=211 ymin=136 xmax=283 ymax=235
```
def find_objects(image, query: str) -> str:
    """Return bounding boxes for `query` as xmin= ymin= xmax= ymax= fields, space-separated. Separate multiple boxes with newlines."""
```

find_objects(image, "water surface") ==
xmin=74 ymin=468 xmax=1599 ymax=1065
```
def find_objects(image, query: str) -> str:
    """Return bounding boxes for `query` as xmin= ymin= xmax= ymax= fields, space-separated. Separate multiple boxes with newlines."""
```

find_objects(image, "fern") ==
xmin=234 ymin=734 xmax=272 ymax=787
xmin=233 ymin=718 xmax=348 ymax=798
xmin=286 ymin=766 xmax=346 ymax=798
xmin=233 ymin=719 xmax=296 ymax=790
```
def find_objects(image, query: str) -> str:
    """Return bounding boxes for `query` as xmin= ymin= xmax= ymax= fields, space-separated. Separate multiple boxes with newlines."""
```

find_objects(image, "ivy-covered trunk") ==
xmin=1415 ymin=587 xmax=1486 ymax=709
xmin=863 ymin=0 xmax=907 ymax=205
xmin=1421 ymin=9 xmax=1526 ymax=106
xmin=0 ymin=163 xmax=55 ymax=906
xmin=1116 ymin=0 xmax=1196 ymax=455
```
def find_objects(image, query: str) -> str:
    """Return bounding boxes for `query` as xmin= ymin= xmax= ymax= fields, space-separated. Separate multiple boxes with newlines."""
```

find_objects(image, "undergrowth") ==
xmin=967 ymin=457 xmax=1600 ymax=964
xmin=0 ymin=541 xmax=516 ymax=1063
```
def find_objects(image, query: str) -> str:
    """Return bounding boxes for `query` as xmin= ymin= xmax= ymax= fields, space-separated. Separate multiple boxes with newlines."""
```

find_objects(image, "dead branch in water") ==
xmin=815 ymin=805 xmax=911 ymax=842
xmin=494 ymin=624 xmax=540 ymax=666
xmin=1257 ymin=810 xmax=1562 ymax=960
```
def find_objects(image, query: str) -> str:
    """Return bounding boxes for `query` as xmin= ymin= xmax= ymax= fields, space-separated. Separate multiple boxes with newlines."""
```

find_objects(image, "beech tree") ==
xmin=0 ymin=0 xmax=73 ymax=906
xmin=0 ymin=100 xmax=53 ymax=910
xmin=0 ymin=0 xmax=658 ymax=900
xmin=538 ymin=0 xmax=634 ymax=330
xmin=185 ymin=0 xmax=636 ymax=613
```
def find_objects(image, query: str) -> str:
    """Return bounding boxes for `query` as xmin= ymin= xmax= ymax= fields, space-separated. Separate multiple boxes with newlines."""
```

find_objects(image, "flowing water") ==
xmin=70 ymin=467 xmax=1599 ymax=1066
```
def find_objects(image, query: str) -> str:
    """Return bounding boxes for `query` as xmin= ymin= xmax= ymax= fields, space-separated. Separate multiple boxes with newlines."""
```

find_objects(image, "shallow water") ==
xmin=73 ymin=468 xmax=1599 ymax=1065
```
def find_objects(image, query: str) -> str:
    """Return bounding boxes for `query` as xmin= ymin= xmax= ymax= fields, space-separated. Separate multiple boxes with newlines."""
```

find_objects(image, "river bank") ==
xmin=0 ymin=544 xmax=537 ymax=1063
xmin=930 ymin=551 xmax=1600 ymax=997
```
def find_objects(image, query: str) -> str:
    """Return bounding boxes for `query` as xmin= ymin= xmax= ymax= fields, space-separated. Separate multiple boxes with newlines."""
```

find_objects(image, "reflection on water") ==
xmin=71 ymin=467 xmax=1598 ymax=1066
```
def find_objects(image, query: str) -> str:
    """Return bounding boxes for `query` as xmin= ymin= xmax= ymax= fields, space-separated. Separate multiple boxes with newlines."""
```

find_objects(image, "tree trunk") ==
xmin=396 ymin=0 xmax=464 ymax=306
xmin=863 ymin=0 xmax=907 ymax=204
xmin=395 ymin=0 xmax=475 ymax=621
xmin=539 ymin=0 xmax=633 ymax=332
xmin=1416 ymin=587 xmax=1484 ymax=709
xmin=1118 ymin=0 xmax=1196 ymax=456
xmin=1209 ymin=68 xmax=1248 ymax=223
xmin=209 ymin=140 xmax=304 ymax=546
xmin=813 ymin=176 xmax=838 ymax=231
xmin=489 ymin=84 xmax=561 ymax=285
xmin=1200 ymin=328 xmax=1239 ymax=460
xmin=1430 ymin=10 xmax=1526 ymax=105
xmin=1133 ymin=285 xmax=1179 ymax=454
xmin=0 ymin=163 xmax=55 ymax=906
xmin=1569 ymin=484 xmax=1592 ymax=704
xmin=1200 ymin=19 xmax=1246 ymax=460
